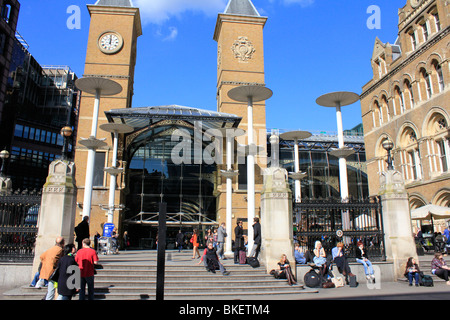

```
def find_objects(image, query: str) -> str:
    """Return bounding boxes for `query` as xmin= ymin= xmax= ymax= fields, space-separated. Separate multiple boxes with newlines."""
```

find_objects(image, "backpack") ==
xmin=304 ymin=269 xmax=321 ymax=288
xmin=420 ymin=274 xmax=434 ymax=287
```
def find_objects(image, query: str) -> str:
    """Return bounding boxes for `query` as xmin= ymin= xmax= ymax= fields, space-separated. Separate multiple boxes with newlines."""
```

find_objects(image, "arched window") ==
xmin=404 ymin=79 xmax=415 ymax=109
xmin=418 ymin=18 xmax=429 ymax=42
xmin=432 ymin=61 xmax=445 ymax=93
xmin=425 ymin=114 xmax=449 ymax=175
xmin=394 ymin=86 xmax=405 ymax=114
xmin=419 ymin=68 xmax=432 ymax=100
xmin=398 ymin=127 xmax=422 ymax=181
xmin=407 ymin=28 xmax=417 ymax=51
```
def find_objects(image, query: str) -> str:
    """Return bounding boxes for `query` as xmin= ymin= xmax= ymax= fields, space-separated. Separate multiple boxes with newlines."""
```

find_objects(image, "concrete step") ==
xmin=3 ymin=250 xmax=317 ymax=300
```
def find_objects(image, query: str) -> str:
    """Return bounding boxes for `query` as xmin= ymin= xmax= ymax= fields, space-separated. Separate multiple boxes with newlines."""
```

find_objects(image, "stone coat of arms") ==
xmin=231 ymin=36 xmax=256 ymax=62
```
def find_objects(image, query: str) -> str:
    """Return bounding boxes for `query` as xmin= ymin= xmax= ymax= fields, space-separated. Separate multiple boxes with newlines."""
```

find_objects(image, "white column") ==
xmin=247 ymin=96 xmax=255 ymax=252
xmin=107 ymin=131 xmax=119 ymax=223
xmin=82 ymin=89 xmax=101 ymax=218
xmin=336 ymin=103 xmax=349 ymax=200
xmin=225 ymin=134 xmax=233 ymax=255
xmin=293 ymin=138 xmax=301 ymax=202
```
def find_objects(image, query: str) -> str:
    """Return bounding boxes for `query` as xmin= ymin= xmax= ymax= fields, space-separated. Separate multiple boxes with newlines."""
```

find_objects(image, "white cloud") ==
xmin=282 ymin=0 xmax=315 ymax=7
xmin=134 ymin=0 xmax=227 ymax=25
xmin=163 ymin=27 xmax=178 ymax=41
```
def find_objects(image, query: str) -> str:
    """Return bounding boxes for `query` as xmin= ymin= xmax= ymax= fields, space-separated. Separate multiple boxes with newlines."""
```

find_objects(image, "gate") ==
xmin=294 ymin=197 xmax=386 ymax=261
xmin=0 ymin=190 xmax=41 ymax=262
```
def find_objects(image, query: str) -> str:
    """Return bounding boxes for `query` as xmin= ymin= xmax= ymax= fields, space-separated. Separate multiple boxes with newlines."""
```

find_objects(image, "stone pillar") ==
xmin=260 ymin=166 xmax=295 ymax=275
xmin=378 ymin=169 xmax=417 ymax=280
xmin=32 ymin=159 xmax=77 ymax=274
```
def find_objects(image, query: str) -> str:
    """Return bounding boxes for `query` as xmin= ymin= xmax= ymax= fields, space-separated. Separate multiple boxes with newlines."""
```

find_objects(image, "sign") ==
xmin=103 ymin=223 xmax=115 ymax=237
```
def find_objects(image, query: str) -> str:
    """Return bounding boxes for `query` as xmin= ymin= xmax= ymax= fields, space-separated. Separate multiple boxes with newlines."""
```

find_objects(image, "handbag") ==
xmin=331 ymin=277 xmax=345 ymax=288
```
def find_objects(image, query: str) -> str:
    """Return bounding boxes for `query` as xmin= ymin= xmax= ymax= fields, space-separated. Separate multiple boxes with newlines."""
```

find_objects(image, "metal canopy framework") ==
xmin=105 ymin=105 xmax=242 ymax=228
xmin=105 ymin=105 xmax=242 ymax=131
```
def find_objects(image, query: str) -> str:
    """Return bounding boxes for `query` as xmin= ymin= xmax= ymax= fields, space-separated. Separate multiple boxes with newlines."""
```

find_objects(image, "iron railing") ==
xmin=294 ymin=197 xmax=385 ymax=261
xmin=0 ymin=189 xmax=41 ymax=262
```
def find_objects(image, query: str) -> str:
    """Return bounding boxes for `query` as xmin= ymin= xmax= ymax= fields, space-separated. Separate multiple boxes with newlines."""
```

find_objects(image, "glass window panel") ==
xmin=93 ymin=152 xmax=106 ymax=186
xmin=14 ymin=124 xmax=23 ymax=137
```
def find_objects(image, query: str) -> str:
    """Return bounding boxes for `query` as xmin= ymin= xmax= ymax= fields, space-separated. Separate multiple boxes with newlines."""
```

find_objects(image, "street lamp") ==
xmin=60 ymin=126 xmax=73 ymax=161
xmin=382 ymin=140 xmax=394 ymax=170
xmin=0 ymin=149 xmax=9 ymax=177
xmin=227 ymin=85 xmax=273 ymax=252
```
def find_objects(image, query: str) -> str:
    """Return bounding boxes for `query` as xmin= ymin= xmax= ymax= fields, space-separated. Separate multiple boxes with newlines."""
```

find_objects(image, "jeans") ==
xmin=356 ymin=258 xmax=374 ymax=275
xmin=249 ymin=243 xmax=260 ymax=259
xmin=79 ymin=276 xmax=95 ymax=300
xmin=203 ymin=259 xmax=226 ymax=274
xmin=45 ymin=280 xmax=56 ymax=300
xmin=408 ymin=272 xmax=420 ymax=285
xmin=57 ymin=294 xmax=72 ymax=300
xmin=217 ymin=242 xmax=224 ymax=259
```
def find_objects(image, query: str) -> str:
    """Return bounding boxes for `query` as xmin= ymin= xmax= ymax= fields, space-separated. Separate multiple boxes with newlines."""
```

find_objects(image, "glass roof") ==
xmin=105 ymin=105 xmax=242 ymax=131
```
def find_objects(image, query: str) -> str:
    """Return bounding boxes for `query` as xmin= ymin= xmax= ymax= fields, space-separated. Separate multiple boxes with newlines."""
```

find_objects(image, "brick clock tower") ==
xmin=214 ymin=0 xmax=268 ymax=230
xmin=74 ymin=0 xmax=142 ymax=233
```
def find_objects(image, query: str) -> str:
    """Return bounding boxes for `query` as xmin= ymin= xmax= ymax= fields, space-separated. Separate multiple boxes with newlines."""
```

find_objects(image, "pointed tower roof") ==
xmin=224 ymin=0 xmax=260 ymax=17
xmin=94 ymin=0 xmax=134 ymax=7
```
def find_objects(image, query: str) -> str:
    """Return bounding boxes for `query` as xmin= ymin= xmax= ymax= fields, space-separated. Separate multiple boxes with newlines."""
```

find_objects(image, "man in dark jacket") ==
xmin=56 ymin=244 xmax=78 ymax=300
xmin=176 ymin=230 xmax=184 ymax=252
xmin=249 ymin=217 xmax=261 ymax=259
xmin=74 ymin=216 xmax=90 ymax=250
xmin=234 ymin=220 xmax=244 ymax=264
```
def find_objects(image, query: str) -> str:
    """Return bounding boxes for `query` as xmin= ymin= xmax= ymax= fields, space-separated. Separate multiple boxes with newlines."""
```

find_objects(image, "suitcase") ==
xmin=247 ymin=257 xmax=260 ymax=268
xmin=349 ymin=275 xmax=358 ymax=287
xmin=239 ymin=250 xmax=247 ymax=264
xmin=304 ymin=269 xmax=321 ymax=288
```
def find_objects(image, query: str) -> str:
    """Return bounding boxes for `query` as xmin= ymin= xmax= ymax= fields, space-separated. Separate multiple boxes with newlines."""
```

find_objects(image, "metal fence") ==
xmin=294 ymin=197 xmax=386 ymax=261
xmin=0 ymin=189 xmax=41 ymax=262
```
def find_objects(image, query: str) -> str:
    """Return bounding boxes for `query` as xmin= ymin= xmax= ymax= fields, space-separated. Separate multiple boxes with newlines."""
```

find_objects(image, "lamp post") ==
xmin=0 ymin=149 xmax=9 ymax=178
xmin=279 ymin=131 xmax=312 ymax=203
xmin=382 ymin=140 xmax=394 ymax=170
xmin=60 ymin=126 xmax=73 ymax=161
xmin=316 ymin=92 xmax=359 ymax=243
xmin=100 ymin=123 xmax=134 ymax=224
xmin=75 ymin=77 xmax=122 ymax=218
xmin=218 ymin=127 xmax=245 ymax=256
xmin=227 ymin=85 xmax=272 ymax=251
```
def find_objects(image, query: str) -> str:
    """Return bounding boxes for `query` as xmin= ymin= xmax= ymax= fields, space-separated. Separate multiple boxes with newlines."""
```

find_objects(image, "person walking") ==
xmin=36 ymin=236 xmax=65 ymax=300
xmin=75 ymin=238 xmax=99 ymax=300
xmin=74 ymin=216 xmax=90 ymax=250
xmin=191 ymin=229 xmax=201 ymax=259
xmin=176 ymin=230 xmax=184 ymax=252
xmin=249 ymin=217 xmax=261 ymax=259
xmin=56 ymin=244 xmax=78 ymax=300
xmin=234 ymin=220 xmax=244 ymax=264
xmin=217 ymin=222 xmax=227 ymax=260
xmin=123 ymin=231 xmax=130 ymax=251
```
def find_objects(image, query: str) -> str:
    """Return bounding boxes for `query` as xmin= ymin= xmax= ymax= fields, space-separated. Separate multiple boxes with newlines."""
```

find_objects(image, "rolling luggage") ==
xmin=303 ymin=269 xmax=321 ymax=288
xmin=239 ymin=250 xmax=247 ymax=264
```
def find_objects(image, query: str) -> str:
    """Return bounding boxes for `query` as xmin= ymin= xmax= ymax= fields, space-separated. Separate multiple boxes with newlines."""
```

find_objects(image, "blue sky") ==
xmin=17 ymin=0 xmax=406 ymax=134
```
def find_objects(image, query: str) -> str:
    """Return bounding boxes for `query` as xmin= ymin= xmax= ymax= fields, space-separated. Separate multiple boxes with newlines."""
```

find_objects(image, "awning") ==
xmin=410 ymin=204 xmax=450 ymax=221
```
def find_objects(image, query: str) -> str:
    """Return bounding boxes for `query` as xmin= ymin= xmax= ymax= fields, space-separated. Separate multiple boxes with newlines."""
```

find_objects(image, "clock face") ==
xmin=98 ymin=32 xmax=123 ymax=54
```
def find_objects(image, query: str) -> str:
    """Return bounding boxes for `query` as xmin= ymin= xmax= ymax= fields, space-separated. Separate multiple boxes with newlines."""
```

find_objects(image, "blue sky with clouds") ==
xmin=17 ymin=0 xmax=406 ymax=133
